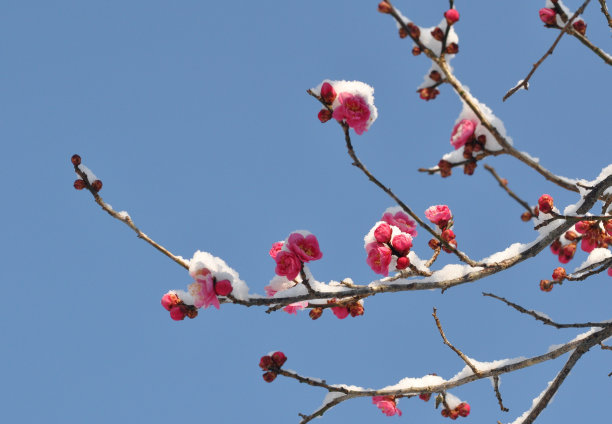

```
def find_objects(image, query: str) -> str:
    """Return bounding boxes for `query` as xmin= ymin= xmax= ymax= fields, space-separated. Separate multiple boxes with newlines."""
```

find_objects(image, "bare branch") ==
xmin=433 ymin=308 xmax=480 ymax=375
xmin=484 ymin=164 xmax=533 ymax=215
xmin=493 ymin=376 xmax=509 ymax=412
xmin=599 ymin=0 xmax=612 ymax=29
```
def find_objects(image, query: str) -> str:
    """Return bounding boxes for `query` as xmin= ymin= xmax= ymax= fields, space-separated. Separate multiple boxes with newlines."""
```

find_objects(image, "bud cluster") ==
xmin=316 ymin=299 xmax=365 ymax=320
xmin=425 ymin=205 xmax=457 ymax=253
xmin=272 ymin=231 xmax=323 ymax=281
xmin=538 ymin=8 xmax=586 ymax=35
xmin=161 ymin=292 xmax=199 ymax=320
xmin=449 ymin=119 xmax=485 ymax=176
xmin=71 ymin=154 xmax=103 ymax=192
xmin=259 ymin=351 xmax=287 ymax=383
xmin=441 ymin=402 xmax=471 ymax=420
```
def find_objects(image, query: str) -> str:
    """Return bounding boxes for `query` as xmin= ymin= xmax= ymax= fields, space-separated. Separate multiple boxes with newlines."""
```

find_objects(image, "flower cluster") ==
xmin=271 ymin=231 xmax=323 ymax=281
xmin=259 ymin=351 xmax=287 ymax=383
xmin=539 ymin=7 xmax=586 ymax=35
xmin=71 ymin=154 xmax=103 ymax=192
xmin=161 ymin=291 xmax=199 ymax=320
xmin=314 ymin=80 xmax=378 ymax=135
xmin=364 ymin=208 xmax=417 ymax=276
xmin=449 ymin=119 xmax=486 ymax=175
xmin=548 ymin=217 xmax=612 ymax=268
xmin=372 ymin=396 xmax=402 ymax=417
xmin=441 ymin=402 xmax=471 ymax=420
xmin=425 ymin=205 xmax=457 ymax=253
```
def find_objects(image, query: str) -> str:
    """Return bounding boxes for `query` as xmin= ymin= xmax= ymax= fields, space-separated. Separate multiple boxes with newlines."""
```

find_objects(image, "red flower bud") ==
xmin=521 ymin=211 xmax=532 ymax=222
xmin=91 ymin=180 xmax=103 ymax=192
xmin=429 ymin=70 xmax=442 ymax=82
xmin=564 ymin=230 xmax=578 ymax=241
xmin=419 ymin=87 xmax=440 ymax=101
xmin=309 ymin=307 xmax=323 ymax=320
xmin=538 ymin=194 xmax=554 ymax=214
xmin=74 ymin=179 xmax=86 ymax=190
xmin=71 ymin=154 xmax=81 ymax=166
xmin=431 ymin=27 xmax=444 ymax=41
xmin=457 ymin=402 xmax=470 ymax=417
xmin=169 ymin=305 xmax=187 ymax=320
xmin=428 ymin=238 xmax=440 ymax=250
xmin=185 ymin=306 xmax=198 ymax=319
xmin=442 ymin=238 xmax=457 ymax=253
xmin=406 ymin=22 xmax=420 ymax=38
xmin=412 ymin=46 xmax=422 ymax=56
xmin=464 ymin=160 xmax=477 ymax=175
xmin=438 ymin=160 xmax=452 ymax=178
xmin=540 ymin=279 xmax=553 ymax=292
xmin=399 ymin=27 xmax=409 ymax=39
xmin=271 ymin=351 xmax=287 ymax=367
xmin=349 ymin=302 xmax=364 ymax=317
xmin=259 ymin=355 xmax=273 ymax=370
xmin=446 ymin=43 xmax=459 ymax=54
xmin=391 ymin=234 xmax=412 ymax=255
xmin=320 ymin=82 xmax=336 ymax=104
xmin=318 ymin=109 xmax=332 ymax=123
xmin=214 ymin=279 xmax=233 ymax=296
xmin=572 ymin=19 xmax=586 ymax=35
xmin=396 ymin=256 xmax=410 ymax=270
xmin=552 ymin=267 xmax=566 ymax=281
xmin=441 ymin=229 xmax=455 ymax=242
xmin=550 ymin=239 xmax=562 ymax=255
xmin=377 ymin=1 xmax=392 ymax=14
xmin=575 ymin=220 xmax=591 ymax=234
xmin=374 ymin=223 xmax=392 ymax=243
xmin=441 ymin=409 xmax=450 ymax=417
xmin=539 ymin=8 xmax=557 ymax=25
xmin=262 ymin=371 xmax=277 ymax=382
xmin=161 ymin=292 xmax=180 ymax=311
xmin=559 ymin=243 xmax=577 ymax=263
xmin=449 ymin=410 xmax=459 ymax=420
xmin=444 ymin=9 xmax=460 ymax=25
xmin=419 ymin=393 xmax=431 ymax=402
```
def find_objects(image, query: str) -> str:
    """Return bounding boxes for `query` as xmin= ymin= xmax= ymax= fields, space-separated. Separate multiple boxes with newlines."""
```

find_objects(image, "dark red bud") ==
xmin=91 ymin=180 xmax=103 ymax=192
xmin=71 ymin=154 xmax=81 ymax=166
xmin=74 ymin=179 xmax=86 ymax=190
xmin=262 ymin=371 xmax=277 ymax=383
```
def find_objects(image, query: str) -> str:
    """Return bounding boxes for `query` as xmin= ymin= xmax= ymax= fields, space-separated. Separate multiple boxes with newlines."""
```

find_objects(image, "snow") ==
xmin=77 ymin=164 xmax=97 ymax=183
xmin=507 ymin=379 xmax=555 ymax=424
xmin=548 ymin=327 xmax=601 ymax=352
xmin=188 ymin=250 xmax=250 ymax=300
xmin=321 ymin=385 xmax=365 ymax=407
xmin=116 ymin=211 xmax=130 ymax=220
xmin=482 ymin=243 xmax=526 ymax=264
xmin=453 ymin=98 xmax=513 ymax=152
xmin=381 ymin=374 xmax=446 ymax=392
xmin=419 ymin=263 xmax=482 ymax=283
xmin=450 ymin=356 xmax=526 ymax=381
xmin=574 ymin=248 xmax=612 ymax=273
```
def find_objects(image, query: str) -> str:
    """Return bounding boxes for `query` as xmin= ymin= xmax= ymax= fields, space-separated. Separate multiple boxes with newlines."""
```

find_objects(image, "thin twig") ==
xmin=433 ymin=308 xmax=480 ymax=375
xmin=570 ymin=30 xmax=612 ymax=66
xmin=567 ymin=257 xmax=612 ymax=281
xmin=483 ymin=292 xmax=612 ymax=328
xmin=599 ymin=0 xmax=612 ymax=29
xmin=600 ymin=343 xmax=612 ymax=351
xmin=493 ymin=376 xmax=509 ymax=412
xmin=418 ymin=150 xmax=502 ymax=175
xmin=73 ymin=159 xmax=190 ymax=270
xmin=534 ymin=211 xmax=612 ymax=231
xmin=484 ymin=165 xmax=533 ymax=214
xmin=503 ymin=0 xmax=592 ymax=101
xmin=425 ymin=247 xmax=442 ymax=268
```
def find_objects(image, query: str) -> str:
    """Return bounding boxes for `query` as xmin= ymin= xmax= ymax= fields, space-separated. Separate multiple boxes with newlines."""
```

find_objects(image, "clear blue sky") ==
xmin=1 ymin=1 xmax=610 ymax=423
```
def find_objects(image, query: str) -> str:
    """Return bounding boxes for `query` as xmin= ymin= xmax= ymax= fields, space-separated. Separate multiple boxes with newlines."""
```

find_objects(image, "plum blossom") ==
xmin=331 ymin=306 xmax=349 ymax=319
xmin=287 ymin=232 xmax=323 ymax=262
xmin=283 ymin=301 xmax=308 ymax=315
xmin=425 ymin=205 xmax=452 ymax=227
xmin=539 ymin=8 xmax=556 ymax=25
xmin=333 ymin=92 xmax=371 ymax=135
xmin=366 ymin=242 xmax=392 ymax=276
xmin=190 ymin=273 xmax=220 ymax=309
xmin=275 ymin=250 xmax=302 ymax=280
xmin=269 ymin=241 xmax=284 ymax=259
xmin=382 ymin=209 xmax=417 ymax=237
xmin=372 ymin=396 xmax=402 ymax=417
xmin=450 ymin=119 xmax=477 ymax=149
xmin=391 ymin=234 xmax=413 ymax=255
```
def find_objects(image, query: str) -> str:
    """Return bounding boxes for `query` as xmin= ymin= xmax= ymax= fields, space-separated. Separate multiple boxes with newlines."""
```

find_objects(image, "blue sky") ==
xmin=1 ymin=1 xmax=611 ymax=423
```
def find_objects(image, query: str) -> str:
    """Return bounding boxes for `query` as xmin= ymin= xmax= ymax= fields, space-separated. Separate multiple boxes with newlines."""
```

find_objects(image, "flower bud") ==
xmin=429 ymin=70 xmax=442 ymax=82
xmin=539 ymin=8 xmax=557 ymax=25
xmin=446 ymin=43 xmax=459 ymax=54
xmin=170 ymin=305 xmax=186 ymax=320
xmin=318 ymin=109 xmax=332 ymax=123
xmin=91 ymin=180 xmax=103 ymax=192
xmin=574 ymin=220 xmax=591 ymax=234
xmin=428 ymin=238 xmax=440 ymax=249
xmin=374 ymin=222 xmax=392 ymax=243
xmin=214 ymin=279 xmax=233 ymax=296
xmin=550 ymin=239 xmax=562 ymax=255
xmin=559 ymin=243 xmax=576 ymax=263
xmin=185 ymin=306 xmax=198 ymax=319
xmin=540 ymin=279 xmax=553 ymax=292
xmin=399 ymin=27 xmax=409 ymax=39
xmin=377 ymin=1 xmax=392 ymax=14
xmin=564 ymin=230 xmax=578 ymax=241
xmin=552 ymin=267 xmax=566 ymax=281
xmin=406 ymin=22 xmax=420 ymax=38
xmin=161 ymin=292 xmax=180 ymax=311
xmin=391 ymin=234 xmax=412 ymax=255
xmin=412 ymin=46 xmax=421 ymax=56
xmin=332 ymin=306 xmax=349 ymax=319
xmin=441 ymin=229 xmax=455 ymax=242
xmin=349 ymin=302 xmax=364 ymax=317
xmin=262 ymin=371 xmax=277 ymax=382
xmin=396 ymin=256 xmax=410 ymax=270
xmin=457 ymin=403 xmax=470 ymax=417
xmin=419 ymin=393 xmax=431 ymax=402
xmin=272 ymin=351 xmax=287 ymax=367
xmin=464 ymin=160 xmax=477 ymax=175
xmin=309 ymin=307 xmax=323 ymax=320
xmin=538 ymin=194 xmax=554 ymax=214
xmin=449 ymin=410 xmax=459 ymax=420
xmin=71 ymin=154 xmax=81 ymax=166
xmin=521 ymin=211 xmax=532 ymax=222
xmin=419 ymin=87 xmax=440 ymax=101
xmin=259 ymin=355 xmax=273 ymax=370
xmin=320 ymin=82 xmax=336 ymax=104
xmin=74 ymin=179 xmax=86 ymax=190
xmin=442 ymin=238 xmax=457 ymax=253
xmin=441 ymin=409 xmax=450 ymax=417
xmin=572 ymin=19 xmax=586 ymax=35
xmin=431 ymin=27 xmax=444 ymax=41
xmin=444 ymin=9 xmax=460 ymax=25
xmin=438 ymin=160 xmax=452 ymax=178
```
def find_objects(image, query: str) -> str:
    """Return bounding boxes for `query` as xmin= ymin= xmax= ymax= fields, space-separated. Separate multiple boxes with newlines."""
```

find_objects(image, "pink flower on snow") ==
xmin=269 ymin=241 xmax=284 ymax=259
xmin=275 ymin=250 xmax=302 ymax=280
xmin=264 ymin=285 xmax=277 ymax=297
xmin=190 ymin=274 xmax=220 ymax=309
xmin=283 ymin=301 xmax=308 ymax=315
xmin=450 ymin=119 xmax=477 ymax=149
xmin=425 ymin=205 xmax=452 ymax=227
xmin=382 ymin=211 xmax=418 ymax=237
xmin=366 ymin=242 xmax=392 ymax=276
xmin=372 ymin=396 xmax=402 ymax=417
xmin=332 ymin=92 xmax=371 ymax=135
xmin=287 ymin=232 xmax=323 ymax=262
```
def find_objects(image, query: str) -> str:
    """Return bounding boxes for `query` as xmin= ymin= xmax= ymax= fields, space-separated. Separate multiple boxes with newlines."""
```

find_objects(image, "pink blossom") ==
xmin=287 ymin=233 xmax=323 ymax=262
xmin=382 ymin=210 xmax=418 ymax=237
xmin=608 ymin=267 xmax=612 ymax=277
xmin=170 ymin=306 xmax=186 ymax=321
xmin=581 ymin=236 xmax=598 ymax=253
xmin=161 ymin=292 xmax=180 ymax=311
xmin=450 ymin=119 xmax=477 ymax=149
xmin=374 ymin=222 xmax=392 ymax=243
xmin=396 ymin=256 xmax=410 ymax=270
xmin=320 ymin=82 xmax=337 ymax=104
xmin=424 ymin=205 xmax=452 ymax=227
xmin=283 ymin=301 xmax=308 ymax=315
xmin=444 ymin=8 xmax=460 ymax=24
xmin=269 ymin=241 xmax=284 ymax=259
xmin=264 ymin=285 xmax=277 ymax=297
xmin=275 ymin=250 xmax=302 ymax=280
xmin=214 ymin=279 xmax=233 ymax=296
xmin=366 ymin=242 xmax=392 ymax=276
xmin=391 ymin=234 xmax=413 ymax=255
xmin=574 ymin=221 xmax=590 ymax=234
xmin=331 ymin=306 xmax=349 ymax=319
xmin=190 ymin=274 xmax=220 ymax=309
xmin=372 ymin=396 xmax=402 ymax=417
xmin=539 ymin=8 xmax=556 ymax=25
xmin=332 ymin=92 xmax=371 ymax=135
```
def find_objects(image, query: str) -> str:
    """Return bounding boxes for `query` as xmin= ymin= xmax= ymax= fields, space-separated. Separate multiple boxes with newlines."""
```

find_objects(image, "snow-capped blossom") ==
xmin=396 ymin=256 xmax=410 ymax=269
xmin=391 ymin=234 xmax=413 ymax=255
xmin=444 ymin=8 xmax=460 ymax=25
xmin=374 ymin=222 xmax=393 ymax=243
xmin=425 ymin=205 xmax=452 ymax=227
xmin=264 ymin=286 xmax=278 ymax=297
xmin=283 ymin=301 xmax=308 ymax=315
xmin=333 ymin=92 xmax=371 ymax=135
xmin=320 ymin=82 xmax=337 ymax=104
xmin=161 ymin=292 xmax=180 ymax=311
xmin=382 ymin=209 xmax=418 ymax=237
xmin=366 ymin=242 xmax=393 ymax=276
xmin=269 ymin=241 xmax=284 ymax=259
xmin=372 ymin=396 xmax=402 ymax=417
xmin=275 ymin=250 xmax=302 ymax=280
xmin=287 ymin=232 xmax=323 ymax=262
xmin=539 ymin=8 xmax=556 ymax=25
xmin=450 ymin=119 xmax=476 ymax=149
xmin=332 ymin=306 xmax=349 ymax=319
xmin=190 ymin=273 xmax=220 ymax=309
